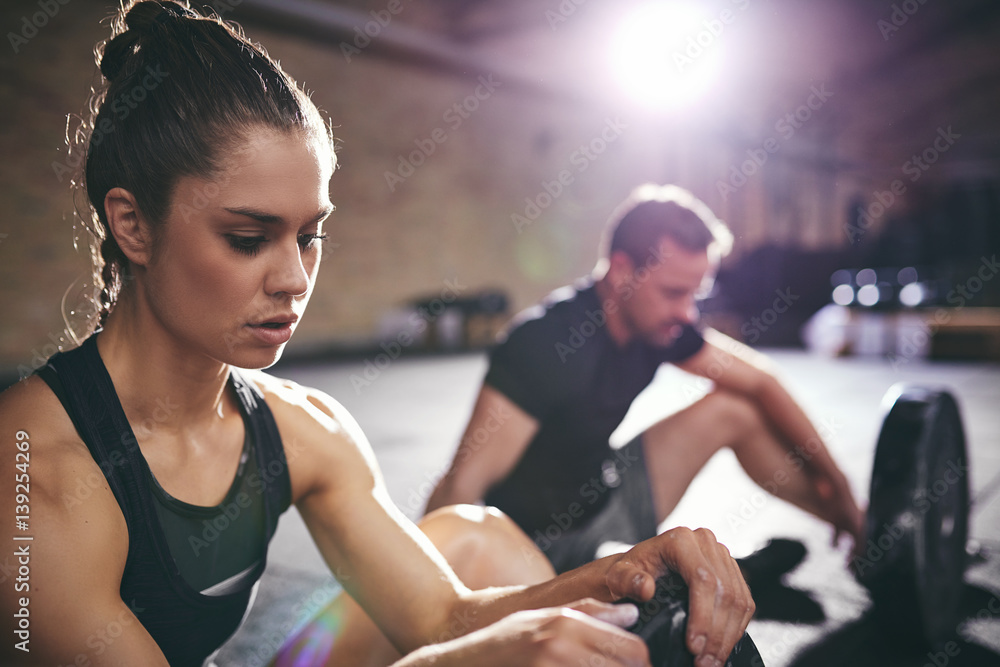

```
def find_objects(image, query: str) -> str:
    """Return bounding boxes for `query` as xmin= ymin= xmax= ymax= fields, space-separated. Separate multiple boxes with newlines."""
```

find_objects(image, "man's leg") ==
xmin=272 ymin=505 xmax=556 ymax=667
xmin=641 ymin=389 xmax=831 ymax=526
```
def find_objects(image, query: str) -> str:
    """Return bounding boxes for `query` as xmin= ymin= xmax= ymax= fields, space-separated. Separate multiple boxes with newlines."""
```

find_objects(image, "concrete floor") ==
xmin=214 ymin=349 xmax=1000 ymax=666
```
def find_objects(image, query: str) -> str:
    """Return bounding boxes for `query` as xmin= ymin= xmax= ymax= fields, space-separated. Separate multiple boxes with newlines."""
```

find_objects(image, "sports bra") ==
xmin=37 ymin=335 xmax=292 ymax=666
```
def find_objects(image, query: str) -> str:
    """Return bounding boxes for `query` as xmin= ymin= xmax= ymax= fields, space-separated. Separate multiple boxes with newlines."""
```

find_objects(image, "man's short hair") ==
xmin=601 ymin=184 xmax=734 ymax=267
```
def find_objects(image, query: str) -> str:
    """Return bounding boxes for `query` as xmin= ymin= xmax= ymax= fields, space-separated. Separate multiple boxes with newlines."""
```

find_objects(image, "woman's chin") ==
xmin=225 ymin=344 xmax=286 ymax=370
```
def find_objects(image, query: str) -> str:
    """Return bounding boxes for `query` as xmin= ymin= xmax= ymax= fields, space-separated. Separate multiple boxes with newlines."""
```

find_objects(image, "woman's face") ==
xmin=142 ymin=127 xmax=335 ymax=369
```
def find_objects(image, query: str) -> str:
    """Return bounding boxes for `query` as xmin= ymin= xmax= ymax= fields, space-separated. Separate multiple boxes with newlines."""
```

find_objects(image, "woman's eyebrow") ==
xmin=223 ymin=205 xmax=334 ymax=225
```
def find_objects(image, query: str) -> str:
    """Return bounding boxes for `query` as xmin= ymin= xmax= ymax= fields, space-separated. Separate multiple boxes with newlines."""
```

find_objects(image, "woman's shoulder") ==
xmin=0 ymin=375 xmax=129 ymax=554
xmin=240 ymin=369 xmax=352 ymax=424
xmin=239 ymin=369 xmax=379 ymax=503
xmin=0 ymin=377 xmax=130 ymax=651
xmin=239 ymin=369 xmax=370 ymax=458
xmin=0 ymin=375 xmax=94 ymax=468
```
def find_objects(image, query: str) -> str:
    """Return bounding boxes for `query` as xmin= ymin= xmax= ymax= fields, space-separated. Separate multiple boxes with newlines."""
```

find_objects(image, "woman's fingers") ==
xmin=566 ymin=598 xmax=641 ymax=628
xmin=508 ymin=606 xmax=651 ymax=666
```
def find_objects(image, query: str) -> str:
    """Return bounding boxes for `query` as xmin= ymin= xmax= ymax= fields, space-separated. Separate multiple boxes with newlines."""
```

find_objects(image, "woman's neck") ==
xmin=96 ymin=296 xmax=236 ymax=437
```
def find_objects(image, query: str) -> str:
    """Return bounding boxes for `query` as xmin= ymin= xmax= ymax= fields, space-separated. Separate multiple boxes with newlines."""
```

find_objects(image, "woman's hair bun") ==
xmin=99 ymin=1 xmax=199 ymax=82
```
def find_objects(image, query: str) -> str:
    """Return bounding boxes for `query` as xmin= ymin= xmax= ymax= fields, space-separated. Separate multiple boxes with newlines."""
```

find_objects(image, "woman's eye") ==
xmin=227 ymin=235 xmax=266 ymax=256
xmin=299 ymin=232 xmax=328 ymax=250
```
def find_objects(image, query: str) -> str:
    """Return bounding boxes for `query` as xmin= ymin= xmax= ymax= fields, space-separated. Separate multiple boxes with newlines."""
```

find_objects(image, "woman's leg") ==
xmin=272 ymin=505 xmax=556 ymax=667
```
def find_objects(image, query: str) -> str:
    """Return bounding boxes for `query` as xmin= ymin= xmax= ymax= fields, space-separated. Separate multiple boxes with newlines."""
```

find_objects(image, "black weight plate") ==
xmin=628 ymin=573 xmax=764 ymax=666
xmin=861 ymin=384 xmax=969 ymax=645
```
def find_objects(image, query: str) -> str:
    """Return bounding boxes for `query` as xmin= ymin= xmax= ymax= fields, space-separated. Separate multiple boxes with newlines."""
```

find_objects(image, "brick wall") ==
xmin=2 ymin=0 xmax=990 ymax=377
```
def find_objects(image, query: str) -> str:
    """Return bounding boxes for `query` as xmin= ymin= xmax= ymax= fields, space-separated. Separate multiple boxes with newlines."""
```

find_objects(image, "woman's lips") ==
xmin=247 ymin=321 xmax=293 ymax=345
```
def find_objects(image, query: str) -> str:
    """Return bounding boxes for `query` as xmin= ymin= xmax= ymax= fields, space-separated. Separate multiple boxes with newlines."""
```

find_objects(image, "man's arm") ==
xmin=676 ymin=329 xmax=864 ymax=546
xmin=425 ymin=384 xmax=538 ymax=513
xmin=0 ymin=379 xmax=170 ymax=666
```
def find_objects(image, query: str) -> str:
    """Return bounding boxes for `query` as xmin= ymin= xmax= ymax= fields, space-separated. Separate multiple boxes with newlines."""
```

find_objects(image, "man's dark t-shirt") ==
xmin=483 ymin=279 xmax=705 ymax=537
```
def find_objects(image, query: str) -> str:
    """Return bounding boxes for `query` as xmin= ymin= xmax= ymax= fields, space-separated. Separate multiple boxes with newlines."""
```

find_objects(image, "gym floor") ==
xmin=214 ymin=349 xmax=1000 ymax=667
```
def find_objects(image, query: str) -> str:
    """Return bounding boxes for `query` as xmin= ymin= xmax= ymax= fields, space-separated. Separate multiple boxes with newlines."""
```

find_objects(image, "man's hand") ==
xmin=605 ymin=527 xmax=754 ymax=667
xmin=814 ymin=470 xmax=866 ymax=557
xmin=396 ymin=599 xmax=651 ymax=667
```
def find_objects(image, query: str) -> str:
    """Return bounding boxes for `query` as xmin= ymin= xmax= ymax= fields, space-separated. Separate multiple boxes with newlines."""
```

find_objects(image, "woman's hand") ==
xmin=395 ymin=599 xmax=651 ymax=667
xmin=605 ymin=527 xmax=754 ymax=667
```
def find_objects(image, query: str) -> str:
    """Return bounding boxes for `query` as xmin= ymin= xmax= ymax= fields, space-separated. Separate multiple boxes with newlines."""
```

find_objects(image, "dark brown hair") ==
xmin=602 ymin=184 xmax=733 ymax=268
xmin=71 ymin=0 xmax=333 ymax=328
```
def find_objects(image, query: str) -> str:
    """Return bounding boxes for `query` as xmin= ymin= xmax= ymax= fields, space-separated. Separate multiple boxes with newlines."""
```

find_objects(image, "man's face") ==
xmin=613 ymin=236 xmax=713 ymax=347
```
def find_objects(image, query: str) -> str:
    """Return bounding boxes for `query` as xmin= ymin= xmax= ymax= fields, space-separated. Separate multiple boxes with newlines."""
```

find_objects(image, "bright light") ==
xmin=609 ymin=2 xmax=725 ymax=109
xmin=857 ymin=284 xmax=879 ymax=307
xmin=899 ymin=282 xmax=925 ymax=307
xmin=832 ymin=284 xmax=854 ymax=306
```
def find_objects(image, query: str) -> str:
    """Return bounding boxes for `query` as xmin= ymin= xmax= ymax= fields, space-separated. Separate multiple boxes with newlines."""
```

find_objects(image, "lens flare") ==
xmin=610 ymin=2 xmax=725 ymax=109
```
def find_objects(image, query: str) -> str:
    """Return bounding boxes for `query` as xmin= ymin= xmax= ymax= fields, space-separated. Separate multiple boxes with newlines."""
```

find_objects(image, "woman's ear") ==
xmin=104 ymin=187 xmax=154 ymax=267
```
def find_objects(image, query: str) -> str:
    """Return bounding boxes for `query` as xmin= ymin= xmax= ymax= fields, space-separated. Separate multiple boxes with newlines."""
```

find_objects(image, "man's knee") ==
xmin=704 ymin=389 xmax=766 ymax=437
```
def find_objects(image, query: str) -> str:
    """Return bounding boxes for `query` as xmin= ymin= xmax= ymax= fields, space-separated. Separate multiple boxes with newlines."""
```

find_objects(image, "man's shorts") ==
xmin=542 ymin=435 xmax=659 ymax=574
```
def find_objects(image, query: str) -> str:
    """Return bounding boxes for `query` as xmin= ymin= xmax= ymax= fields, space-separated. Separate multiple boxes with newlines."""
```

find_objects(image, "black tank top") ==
xmin=36 ymin=336 xmax=292 ymax=666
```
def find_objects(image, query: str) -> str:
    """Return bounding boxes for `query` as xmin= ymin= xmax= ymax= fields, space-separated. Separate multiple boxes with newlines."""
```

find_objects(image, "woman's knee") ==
xmin=419 ymin=504 xmax=530 ymax=559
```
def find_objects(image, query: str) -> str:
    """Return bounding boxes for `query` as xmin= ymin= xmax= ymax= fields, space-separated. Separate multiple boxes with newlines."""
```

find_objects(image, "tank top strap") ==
xmin=35 ymin=335 xmax=295 ymax=665
xmin=36 ymin=335 xmax=147 ymax=530
xmin=228 ymin=368 xmax=293 ymax=531
xmin=38 ymin=338 xmax=293 ymax=542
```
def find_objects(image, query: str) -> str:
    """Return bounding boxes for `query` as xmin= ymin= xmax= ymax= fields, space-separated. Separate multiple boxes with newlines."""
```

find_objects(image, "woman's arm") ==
xmin=0 ymin=379 xmax=170 ymax=666
xmin=264 ymin=376 xmax=752 ymax=666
